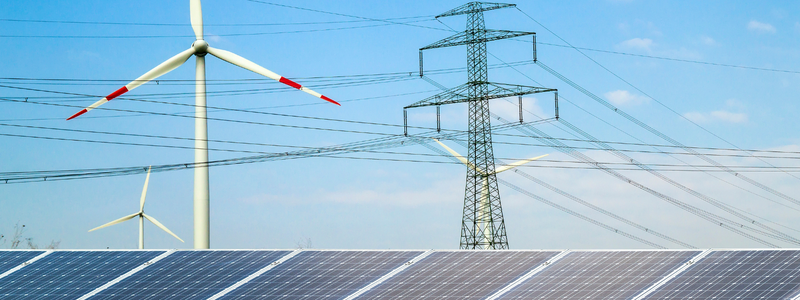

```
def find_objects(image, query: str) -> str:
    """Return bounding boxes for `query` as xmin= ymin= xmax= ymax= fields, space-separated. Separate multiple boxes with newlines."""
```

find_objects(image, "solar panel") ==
xmin=497 ymin=250 xmax=700 ymax=299
xmin=358 ymin=250 xmax=559 ymax=299
xmin=93 ymin=250 xmax=290 ymax=299
xmin=220 ymin=250 xmax=423 ymax=299
xmin=0 ymin=250 xmax=46 ymax=275
xmin=644 ymin=250 xmax=800 ymax=299
xmin=0 ymin=250 xmax=163 ymax=299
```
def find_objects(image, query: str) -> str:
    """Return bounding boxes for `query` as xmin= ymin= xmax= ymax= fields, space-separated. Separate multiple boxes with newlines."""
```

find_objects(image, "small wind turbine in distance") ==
xmin=89 ymin=166 xmax=184 ymax=249
xmin=433 ymin=138 xmax=547 ymax=248
xmin=67 ymin=0 xmax=340 ymax=249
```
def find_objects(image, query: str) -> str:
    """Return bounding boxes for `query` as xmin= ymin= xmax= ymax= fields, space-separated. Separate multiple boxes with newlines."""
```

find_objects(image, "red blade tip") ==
xmin=321 ymin=95 xmax=340 ymax=106
xmin=67 ymin=109 xmax=88 ymax=120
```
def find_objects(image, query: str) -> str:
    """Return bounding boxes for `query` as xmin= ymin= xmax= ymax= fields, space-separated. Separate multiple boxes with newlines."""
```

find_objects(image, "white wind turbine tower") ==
xmin=433 ymin=139 xmax=547 ymax=246
xmin=68 ymin=0 xmax=340 ymax=249
xmin=89 ymin=167 xmax=184 ymax=249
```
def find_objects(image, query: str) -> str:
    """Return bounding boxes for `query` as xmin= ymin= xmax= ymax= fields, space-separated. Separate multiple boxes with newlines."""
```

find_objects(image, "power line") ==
xmin=7 ymin=82 xmax=800 ymax=160
xmin=0 ymin=18 xmax=439 ymax=39
xmin=8 ymin=92 xmax=800 ymax=164
xmin=428 ymin=136 xmax=695 ymax=248
xmin=514 ymin=7 xmax=800 ymax=208
xmin=0 ymin=15 xmax=433 ymax=27
xmin=535 ymin=42 xmax=800 ymax=75
xmin=416 ymin=137 xmax=668 ymax=249
xmin=6 ymin=121 xmax=800 ymax=174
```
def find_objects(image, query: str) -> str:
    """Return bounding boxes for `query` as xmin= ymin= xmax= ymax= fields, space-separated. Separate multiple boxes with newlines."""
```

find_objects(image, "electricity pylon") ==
xmin=405 ymin=2 xmax=556 ymax=249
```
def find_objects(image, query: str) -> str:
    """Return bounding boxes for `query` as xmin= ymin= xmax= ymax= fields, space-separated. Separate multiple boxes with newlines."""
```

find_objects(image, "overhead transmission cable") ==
xmin=6 ymin=121 xmax=800 ymax=174
xmin=513 ymin=7 xmax=800 ymax=206
xmin=0 ymin=15 xmax=433 ymax=27
xmin=440 ymin=12 xmax=800 ymax=240
xmin=415 ymin=137 xmax=666 ymax=249
xmin=417 ymin=62 xmax=798 ymax=246
xmin=441 ymin=136 xmax=695 ymax=248
xmin=468 ymin=48 xmax=800 ymax=237
xmin=494 ymin=113 xmax=789 ymax=248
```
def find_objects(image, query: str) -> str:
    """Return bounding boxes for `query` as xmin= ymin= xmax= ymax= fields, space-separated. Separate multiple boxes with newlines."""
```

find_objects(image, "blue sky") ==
xmin=1 ymin=0 xmax=800 ymax=250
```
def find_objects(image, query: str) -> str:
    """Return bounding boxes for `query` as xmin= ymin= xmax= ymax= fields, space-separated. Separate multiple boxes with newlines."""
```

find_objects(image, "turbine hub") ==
xmin=192 ymin=40 xmax=209 ymax=56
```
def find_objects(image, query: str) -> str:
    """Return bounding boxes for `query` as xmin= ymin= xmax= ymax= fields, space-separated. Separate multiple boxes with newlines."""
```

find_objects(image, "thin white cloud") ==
xmin=700 ymin=36 xmax=718 ymax=46
xmin=617 ymin=38 xmax=655 ymax=52
xmin=604 ymin=90 xmax=647 ymax=106
xmin=710 ymin=110 xmax=748 ymax=123
xmin=683 ymin=111 xmax=708 ymax=123
xmin=683 ymin=111 xmax=747 ymax=123
xmin=747 ymin=20 xmax=776 ymax=33
xmin=683 ymin=100 xmax=748 ymax=124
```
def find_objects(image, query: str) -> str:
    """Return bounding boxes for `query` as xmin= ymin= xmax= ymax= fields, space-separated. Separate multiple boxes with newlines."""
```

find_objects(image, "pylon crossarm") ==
xmin=405 ymin=82 xmax=555 ymax=109
xmin=420 ymin=30 xmax=534 ymax=50
xmin=435 ymin=2 xmax=516 ymax=18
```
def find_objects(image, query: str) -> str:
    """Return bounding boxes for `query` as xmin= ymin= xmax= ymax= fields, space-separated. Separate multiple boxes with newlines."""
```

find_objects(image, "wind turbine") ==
xmin=67 ymin=0 xmax=340 ymax=249
xmin=89 ymin=167 xmax=184 ymax=249
xmin=433 ymin=138 xmax=547 ymax=248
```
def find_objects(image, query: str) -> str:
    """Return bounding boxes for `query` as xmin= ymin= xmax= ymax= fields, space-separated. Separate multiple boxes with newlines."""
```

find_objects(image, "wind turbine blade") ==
xmin=494 ymin=154 xmax=548 ymax=174
xmin=67 ymin=48 xmax=196 ymax=120
xmin=142 ymin=213 xmax=185 ymax=243
xmin=206 ymin=46 xmax=340 ymax=105
xmin=88 ymin=212 xmax=139 ymax=232
xmin=432 ymin=138 xmax=482 ymax=173
xmin=190 ymin=0 xmax=203 ymax=40
xmin=140 ymin=166 xmax=151 ymax=212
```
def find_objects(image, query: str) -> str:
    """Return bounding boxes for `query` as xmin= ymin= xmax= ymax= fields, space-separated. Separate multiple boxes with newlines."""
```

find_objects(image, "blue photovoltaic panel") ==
xmin=645 ymin=250 xmax=800 ymax=299
xmin=358 ymin=251 xmax=559 ymax=299
xmin=499 ymin=250 xmax=700 ymax=299
xmin=0 ymin=250 xmax=163 ymax=299
xmin=0 ymin=250 xmax=45 ymax=274
xmin=95 ymin=250 xmax=290 ymax=299
xmin=221 ymin=250 xmax=423 ymax=299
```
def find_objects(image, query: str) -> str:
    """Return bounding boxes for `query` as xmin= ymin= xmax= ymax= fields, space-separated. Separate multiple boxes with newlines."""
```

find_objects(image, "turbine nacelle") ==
xmin=192 ymin=40 xmax=209 ymax=56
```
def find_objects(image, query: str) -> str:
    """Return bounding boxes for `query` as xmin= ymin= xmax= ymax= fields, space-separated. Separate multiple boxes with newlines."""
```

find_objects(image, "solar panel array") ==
xmin=644 ymin=250 xmax=800 ymax=300
xmin=95 ymin=250 xmax=291 ymax=299
xmin=221 ymin=250 xmax=422 ymax=299
xmin=358 ymin=251 xmax=558 ymax=299
xmin=0 ymin=249 xmax=799 ymax=300
xmin=497 ymin=250 xmax=700 ymax=300
xmin=0 ymin=250 xmax=163 ymax=299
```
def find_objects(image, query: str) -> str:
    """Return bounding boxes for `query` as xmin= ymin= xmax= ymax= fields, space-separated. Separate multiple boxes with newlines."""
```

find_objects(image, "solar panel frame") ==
xmin=92 ymin=249 xmax=292 ymax=299
xmin=644 ymin=249 xmax=800 ymax=300
xmin=357 ymin=250 xmax=560 ymax=299
xmin=497 ymin=249 xmax=702 ymax=300
xmin=220 ymin=249 xmax=425 ymax=300
xmin=0 ymin=249 xmax=164 ymax=299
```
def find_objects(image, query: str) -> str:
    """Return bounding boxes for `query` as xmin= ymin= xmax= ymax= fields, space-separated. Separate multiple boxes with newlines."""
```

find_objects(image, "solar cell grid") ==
xmin=498 ymin=250 xmax=700 ymax=300
xmin=94 ymin=250 xmax=290 ymax=299
xmin=0 ymin=250 xmax=163 ymax=299
xmin=221 ymin=250 xmax=422 ymax=300
xmin=0 ymin=250 xmax=46 ymax=275
xmin=358 ymin=250 xmax=559 ymax=299
xmin=644 ymin=250 xmax=800 ymax=300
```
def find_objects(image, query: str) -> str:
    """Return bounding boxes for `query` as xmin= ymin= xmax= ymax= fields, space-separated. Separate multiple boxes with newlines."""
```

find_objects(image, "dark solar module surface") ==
xmin=221 ymin=250 xmax=422 ymax=300
xmin=499 ymin=250 xmax=700 ymax=299
xmin=0 ymin=251 xmax=45 ymax=274
xmin=645 ymin=250 xmax=800 ymax=300
xmin=358 ymin=251 xmax=559 ymax=299
xmin=0 ymin=250 xmax=163 ymax=299
xmin=95 ymin=250 xmax=290 ymax=299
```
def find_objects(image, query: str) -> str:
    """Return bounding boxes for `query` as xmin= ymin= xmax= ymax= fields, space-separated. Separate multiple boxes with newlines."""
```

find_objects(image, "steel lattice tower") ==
xmin=405 ymin=2 xmax=556 ymax=249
